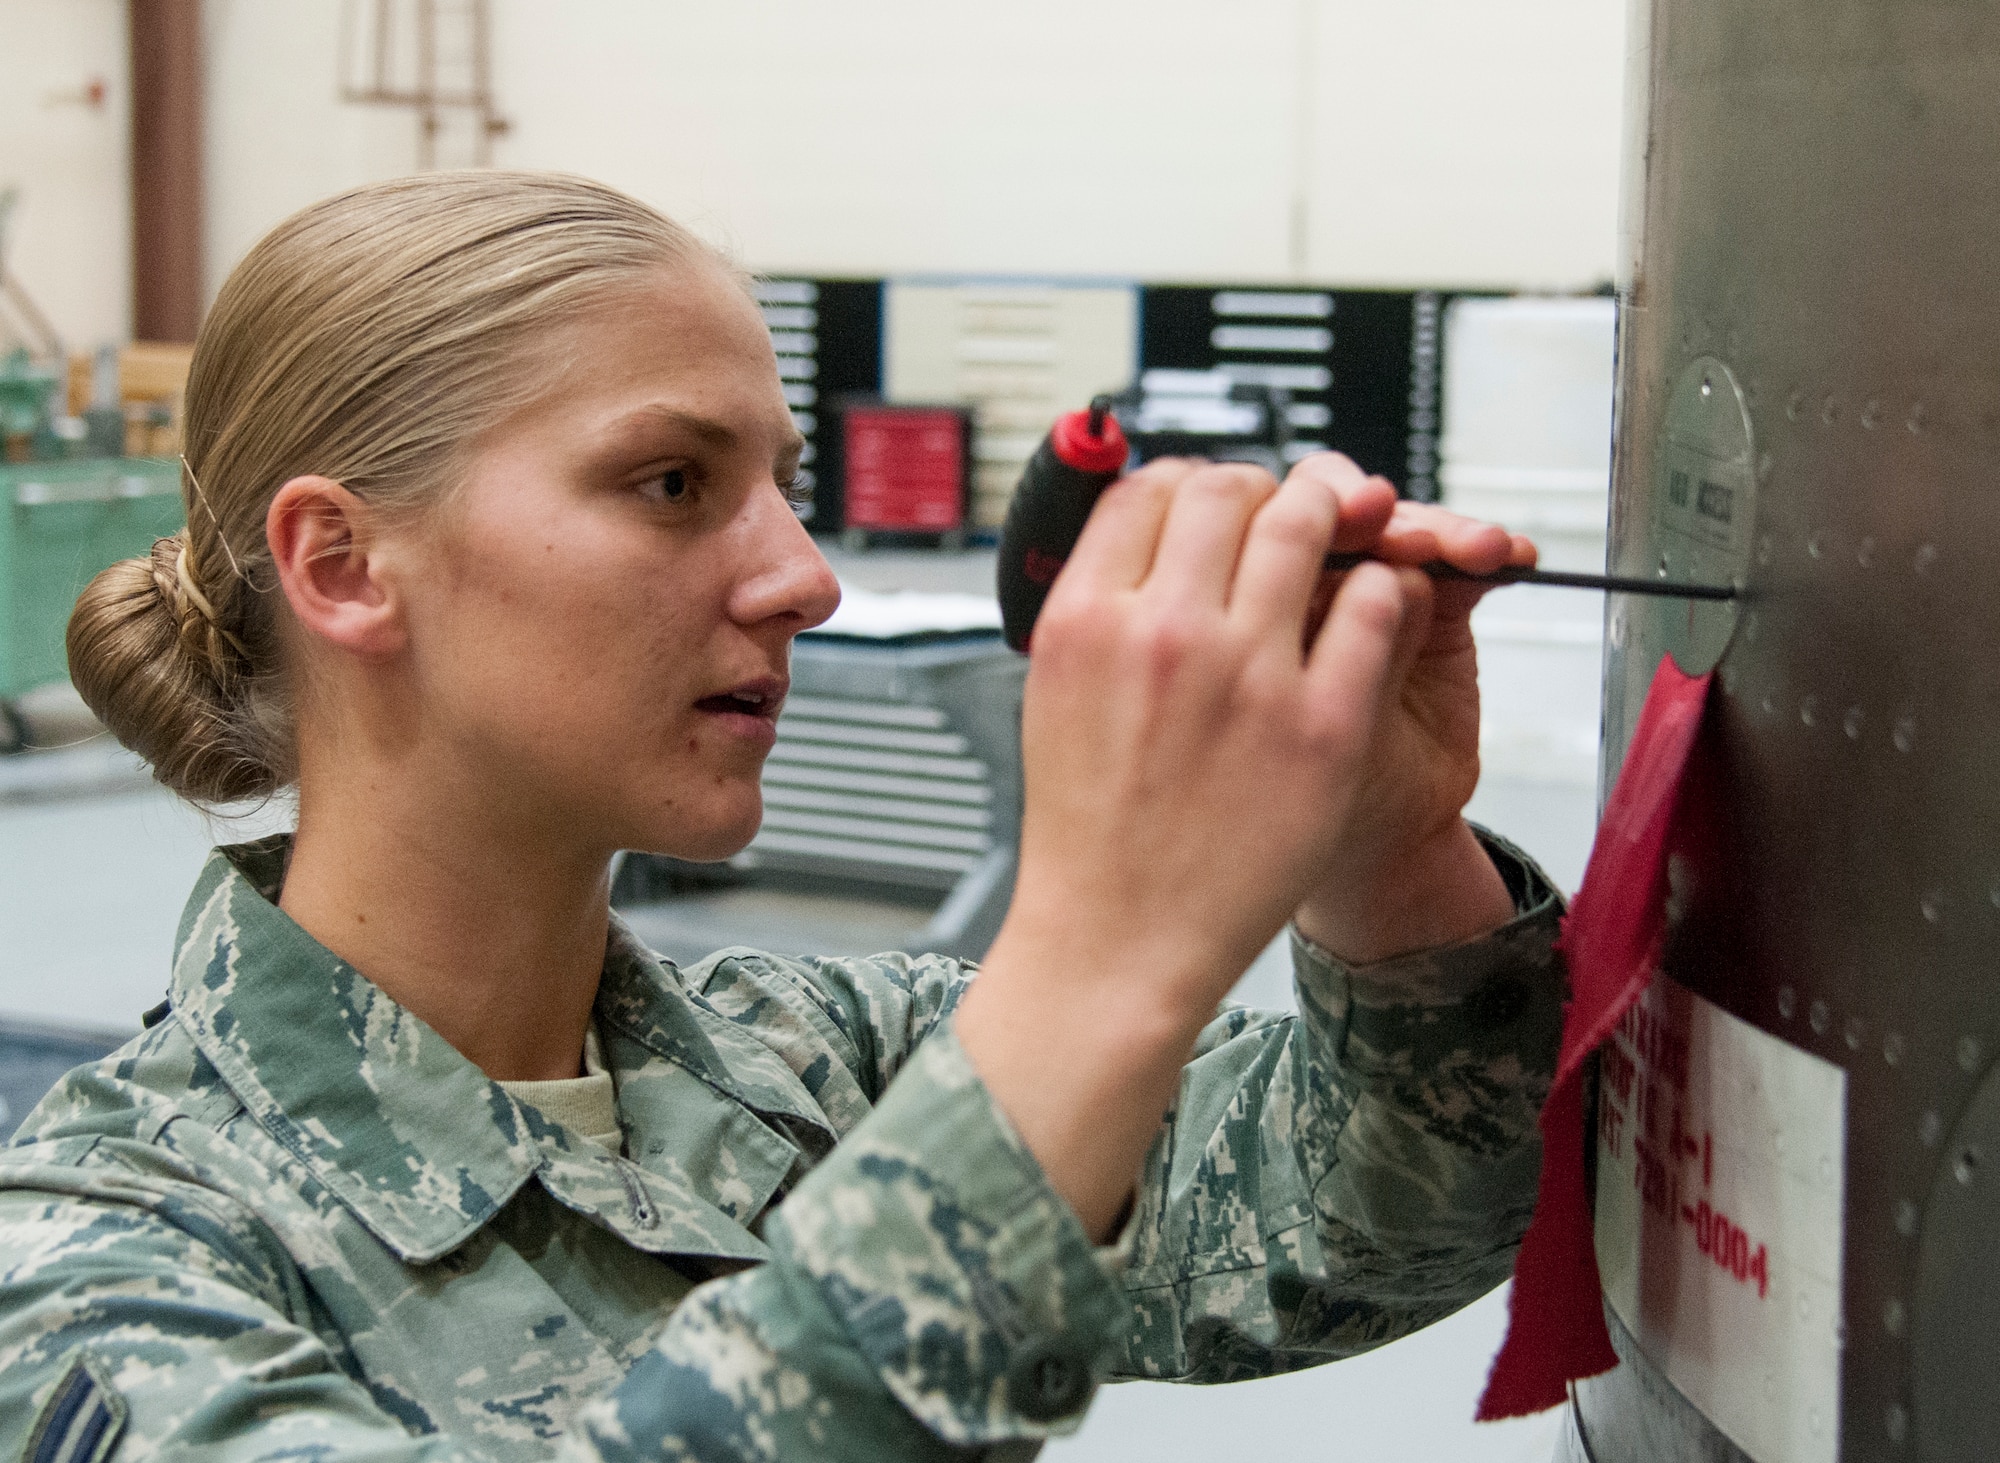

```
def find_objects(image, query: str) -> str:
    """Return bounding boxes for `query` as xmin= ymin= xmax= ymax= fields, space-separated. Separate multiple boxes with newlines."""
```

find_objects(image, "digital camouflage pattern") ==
xmin=0 ymin=832 xmax=1563 ymax=1461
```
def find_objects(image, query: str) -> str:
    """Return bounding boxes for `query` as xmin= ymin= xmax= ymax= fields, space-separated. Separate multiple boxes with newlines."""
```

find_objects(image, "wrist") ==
xmin=970 ymin=915 xmax=1217 ymax=1074
xmin=1293 ymin=819 xmax=1516 ymax=966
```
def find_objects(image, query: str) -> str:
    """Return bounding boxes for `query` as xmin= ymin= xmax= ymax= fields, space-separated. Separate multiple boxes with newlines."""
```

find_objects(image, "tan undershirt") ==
xmin=494 ymin=1025 xmax=623 ymax=1155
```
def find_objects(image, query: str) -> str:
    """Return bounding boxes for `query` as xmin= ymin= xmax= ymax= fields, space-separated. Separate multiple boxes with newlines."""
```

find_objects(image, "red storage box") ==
xmin=839 ymin=403 xmax=972 ymax=536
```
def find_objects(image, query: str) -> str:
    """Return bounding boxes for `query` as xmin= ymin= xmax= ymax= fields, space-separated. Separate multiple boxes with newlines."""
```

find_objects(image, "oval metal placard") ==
xmin=1641 ymin=357 xmax=1758 ymax=676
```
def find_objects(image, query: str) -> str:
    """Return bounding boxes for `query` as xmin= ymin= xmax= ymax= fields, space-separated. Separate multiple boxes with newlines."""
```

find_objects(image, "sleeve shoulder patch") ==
xmin=24 ymin=1354 xmax=127 ymax=1463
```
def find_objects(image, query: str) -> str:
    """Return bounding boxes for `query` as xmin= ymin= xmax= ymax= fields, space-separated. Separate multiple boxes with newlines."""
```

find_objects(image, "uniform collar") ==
xmin=596 ymin=918 xmax=838 ymax=1151
xmin=170 ymin=837 xmax=785 ymax=1267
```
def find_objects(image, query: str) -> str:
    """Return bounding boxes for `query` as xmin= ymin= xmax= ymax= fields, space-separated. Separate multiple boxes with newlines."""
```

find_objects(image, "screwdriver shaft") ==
xmin=1321 ymin=551 xmax=1737 ymax=601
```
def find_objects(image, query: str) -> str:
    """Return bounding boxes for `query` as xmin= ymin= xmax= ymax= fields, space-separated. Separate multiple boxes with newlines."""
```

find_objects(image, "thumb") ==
xmin=1381 ymin=565 xmax=1437 ymax=686
xmin=1302 ymin=560 xmax=1408 ymax=744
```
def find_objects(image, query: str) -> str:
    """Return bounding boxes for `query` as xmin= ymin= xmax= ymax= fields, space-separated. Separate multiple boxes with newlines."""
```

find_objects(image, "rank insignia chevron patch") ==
xmin=25 ymin=1354 xmax=126 ymax=1463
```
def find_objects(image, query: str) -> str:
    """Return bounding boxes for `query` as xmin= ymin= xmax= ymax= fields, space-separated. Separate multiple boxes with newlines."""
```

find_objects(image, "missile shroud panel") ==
xmin=1563 ymin=4 xmax=2000 ymax=1461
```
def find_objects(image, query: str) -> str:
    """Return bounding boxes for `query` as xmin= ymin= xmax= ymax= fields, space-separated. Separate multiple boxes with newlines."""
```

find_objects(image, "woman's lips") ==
xmin=693 ymin=679 xmax=785 ymax=749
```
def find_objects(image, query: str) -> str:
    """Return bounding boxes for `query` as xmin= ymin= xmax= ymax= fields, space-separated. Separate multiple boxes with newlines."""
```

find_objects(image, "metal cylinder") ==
xmin=1571 ymin=4 xmax=2000 ymax=1460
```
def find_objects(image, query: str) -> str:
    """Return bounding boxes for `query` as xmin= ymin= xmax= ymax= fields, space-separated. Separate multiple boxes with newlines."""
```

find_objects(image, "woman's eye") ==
xmin=638 ymin=468 xmax=690 ymax=505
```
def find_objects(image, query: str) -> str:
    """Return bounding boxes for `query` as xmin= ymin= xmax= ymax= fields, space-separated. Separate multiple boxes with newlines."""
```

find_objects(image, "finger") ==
xmin=1434 ymin=529 xmax=1537 ymax=621
xmin=1427 ymin=574 xmax=1491 ymax=629
xmin=1230 ymin=463 xmax=1340 ymax=639
xmin=1373 ymin=501 xmax=1515 ymax=574
xmin=1283 ymin=453 xmax=1395 ymax=549
xmin=1145 ymin=461 xmax=1278 ymax=609
xmin=1314 ymin=563 xmax=1436 ymax=690
xmin=1058 ymin=457 xmax=1199 ymax=593
xmin=1301 ymin=560 xmax=1407 ymax=730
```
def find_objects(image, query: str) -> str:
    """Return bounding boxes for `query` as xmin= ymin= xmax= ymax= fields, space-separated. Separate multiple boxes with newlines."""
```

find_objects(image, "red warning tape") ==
xmin=1478 ymin=655 xmax=1716 ymax=1420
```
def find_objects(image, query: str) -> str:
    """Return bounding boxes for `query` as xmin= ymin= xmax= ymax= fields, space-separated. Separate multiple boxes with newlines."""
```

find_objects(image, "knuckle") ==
xmin=1035 ymin=591 xmax=1086 ymax=642
xmin=1434 ymin=502 xmax=1490 ymax=528
xmin=1135 ymin=612 xmax=1228 ymax=690
xmin=1096 ymin=467 xmax=1175 ymax=515
xmin=1141 ymin=617 xmax=1198 ymax=677
xmin=1032 ymin=579 xmax=1112 ymax=647
xmin=1301 ymin=702 xmax=1362 ymax=758
xmin=1353 ymin=583 xmax=1407 ymax=640
xmin=1034 ymin=587 xmax=1114 ymax=660
xmin=1118 ymin=459 xmax=1193 ymax=495
xmin=1259 ymin=495 xmax=1335 ymax=548
xmin=1188 ymin=461 xmax=1278 ymax=505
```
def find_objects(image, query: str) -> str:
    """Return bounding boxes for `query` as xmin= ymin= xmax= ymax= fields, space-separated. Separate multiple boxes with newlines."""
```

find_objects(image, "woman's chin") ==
xmin=631 ymin=798 xmax=764 ymax=864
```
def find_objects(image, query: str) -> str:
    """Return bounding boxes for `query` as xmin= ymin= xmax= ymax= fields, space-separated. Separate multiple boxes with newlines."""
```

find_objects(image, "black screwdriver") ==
xmin=997 ymin=397 xmax=1735 ymax=653
xmin=1318 ymin=552 xmax=1738 ymax=600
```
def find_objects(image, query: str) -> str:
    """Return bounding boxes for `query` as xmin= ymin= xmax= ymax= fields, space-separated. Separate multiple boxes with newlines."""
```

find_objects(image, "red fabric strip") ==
xmin=1477 ymin=655 xmax=1716 ymax=1420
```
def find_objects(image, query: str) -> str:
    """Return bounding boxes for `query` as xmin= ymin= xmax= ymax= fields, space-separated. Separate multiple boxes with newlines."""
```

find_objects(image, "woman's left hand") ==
xmin=1284 ymin=452 xmax=1538 ymax=965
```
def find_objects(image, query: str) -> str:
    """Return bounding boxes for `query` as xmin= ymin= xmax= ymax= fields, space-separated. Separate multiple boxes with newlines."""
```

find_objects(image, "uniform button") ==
xmin=1007 ymin=1339 xmax=1092 ymax=1422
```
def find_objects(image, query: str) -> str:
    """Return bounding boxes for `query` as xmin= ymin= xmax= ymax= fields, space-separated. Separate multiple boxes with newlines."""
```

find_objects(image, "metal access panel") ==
xmin=1569 ymin=5 xmax=2000 ymax=1462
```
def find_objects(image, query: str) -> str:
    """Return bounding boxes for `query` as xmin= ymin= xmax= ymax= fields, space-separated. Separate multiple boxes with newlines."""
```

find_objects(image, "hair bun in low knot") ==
xmin=66 ymin=534 xmax=278 ymax=804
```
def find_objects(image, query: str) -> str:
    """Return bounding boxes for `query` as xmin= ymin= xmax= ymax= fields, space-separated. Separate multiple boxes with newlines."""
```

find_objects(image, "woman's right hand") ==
xmin=955 ymin=456 xmax=1432 ymax=1237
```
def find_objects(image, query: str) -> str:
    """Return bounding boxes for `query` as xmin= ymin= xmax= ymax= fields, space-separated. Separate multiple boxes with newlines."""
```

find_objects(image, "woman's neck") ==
xmin=279 ymin=763 xmax=614 ymax=1083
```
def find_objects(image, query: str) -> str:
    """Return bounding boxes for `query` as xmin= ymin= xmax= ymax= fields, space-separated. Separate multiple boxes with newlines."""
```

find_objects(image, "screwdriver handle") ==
xmin=997 ymin=396 xmax=1127 ymax=652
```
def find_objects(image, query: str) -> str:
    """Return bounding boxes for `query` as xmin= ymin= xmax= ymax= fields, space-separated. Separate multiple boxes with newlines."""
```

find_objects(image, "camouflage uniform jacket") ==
xmin=0 ymin=832 xmax=1563 ymax=1461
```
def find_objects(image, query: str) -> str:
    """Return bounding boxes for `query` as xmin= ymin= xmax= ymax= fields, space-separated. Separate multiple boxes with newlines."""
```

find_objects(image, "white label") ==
xmin=1596 ymin=976 xmax=1847 ymax=1463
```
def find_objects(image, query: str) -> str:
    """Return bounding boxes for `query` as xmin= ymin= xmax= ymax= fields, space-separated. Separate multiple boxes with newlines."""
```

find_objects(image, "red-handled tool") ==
xmin=995 ymin=396 xmax=1128 ymax=652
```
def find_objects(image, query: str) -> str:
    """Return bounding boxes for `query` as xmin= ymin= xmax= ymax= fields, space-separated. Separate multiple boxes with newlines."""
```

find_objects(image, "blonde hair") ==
xmin=68 ymin=171 xmax=719 ymax=803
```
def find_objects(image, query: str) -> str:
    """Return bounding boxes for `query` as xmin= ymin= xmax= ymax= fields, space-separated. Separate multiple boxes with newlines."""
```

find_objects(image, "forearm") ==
xmin=955 ymin=818 xmax=1538 ymax=1249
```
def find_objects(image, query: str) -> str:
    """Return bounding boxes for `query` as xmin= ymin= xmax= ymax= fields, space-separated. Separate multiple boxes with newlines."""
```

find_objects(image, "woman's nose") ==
xmin=726 ymin=485 xmax=842 ymax=632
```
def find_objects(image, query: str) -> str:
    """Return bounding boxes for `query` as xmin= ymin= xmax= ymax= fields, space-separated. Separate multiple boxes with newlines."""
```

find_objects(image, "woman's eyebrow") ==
xmin=611 ymin=405 xmax=739 ymax=449
xmin=607 ymin=405 xmax=806 ymax=461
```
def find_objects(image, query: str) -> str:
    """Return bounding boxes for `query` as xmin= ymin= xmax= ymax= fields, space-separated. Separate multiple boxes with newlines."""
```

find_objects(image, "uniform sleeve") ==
xmin=1111 ymin=828 xmax=1566 ymax=1380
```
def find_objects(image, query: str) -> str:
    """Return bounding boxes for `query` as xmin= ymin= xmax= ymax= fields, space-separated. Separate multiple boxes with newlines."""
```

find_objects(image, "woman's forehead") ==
xmin=585 ymin=264 xmax=771 ymax=365
xmin=516 ymin=272 xmax=789 ymax=442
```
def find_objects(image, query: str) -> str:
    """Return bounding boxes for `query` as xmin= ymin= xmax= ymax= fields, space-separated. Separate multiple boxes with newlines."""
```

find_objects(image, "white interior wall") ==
xmin=203 ymin=0 xmax=1624 ymax=300
xmin=10 ymin=2 xmax=1628 ymax=327
xmin=0 ymin=0 xmax=129 ymax=349
xmin=1307 ymin=3 xmax=1628 ymax=288
xmin=203 ymin=0 xmax=415 ymax=279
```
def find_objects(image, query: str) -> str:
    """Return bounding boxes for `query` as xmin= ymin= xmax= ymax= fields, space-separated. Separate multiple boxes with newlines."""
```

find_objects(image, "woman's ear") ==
xmin=267 ymin=476 xmax=407 ymax=659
